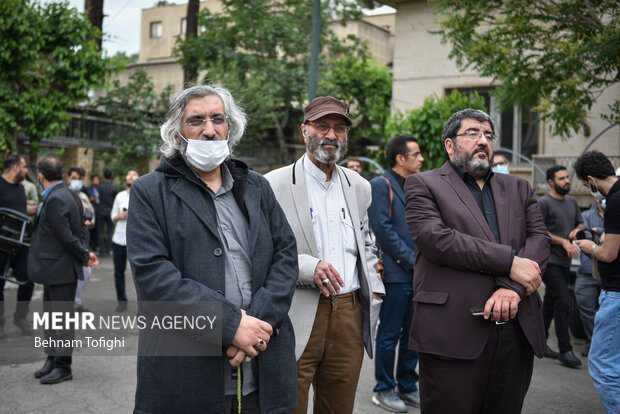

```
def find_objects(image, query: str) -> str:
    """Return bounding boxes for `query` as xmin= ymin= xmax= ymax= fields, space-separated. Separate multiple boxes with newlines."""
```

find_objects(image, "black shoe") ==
xmin=581 ymin=343 xmax=590 ymax=357
xmin=35 ymin=357 xmax=55 ymax=378
xmin=115 ymin=302 xmax=127 ymax=312
xmin=13 ymin=318 xmax=34 ymax=336
xmin=558 ymin=350 xmax=582 ymax=368
xmin=0 ymin=324 xmax=4 ymax=339
xmin=544 ymin=345 xmax=559 ymax=359
xmin=74 ymin=305 xmax=91 ymax=313
xmin=40 ymin=367 xmax=73 ymax=384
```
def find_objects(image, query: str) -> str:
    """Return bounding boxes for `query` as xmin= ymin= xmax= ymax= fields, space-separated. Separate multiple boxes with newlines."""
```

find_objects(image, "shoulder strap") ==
xmin=380 ymin=176 xmax=393 ymax=217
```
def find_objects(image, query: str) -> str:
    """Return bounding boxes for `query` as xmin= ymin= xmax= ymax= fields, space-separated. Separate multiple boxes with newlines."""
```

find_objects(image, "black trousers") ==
xmin=418 ymin=322 xmax=534 ymax=414
xmin=0 ymin=251 xmax=34 ymax=323
xmin=112 ymin=243 xmax=128 ymax=302
xmin=96 ymin=213 xmax=114 ymax=254
xmin=43 ymin=282 xmax=77 ymax=368
xmin=542 ymin=263 xmax=572 ymax=352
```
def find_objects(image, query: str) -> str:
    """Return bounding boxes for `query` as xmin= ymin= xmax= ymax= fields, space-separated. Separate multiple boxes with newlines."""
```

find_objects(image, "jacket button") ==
xmin=214 ymin=248 xmax=223 ymax=256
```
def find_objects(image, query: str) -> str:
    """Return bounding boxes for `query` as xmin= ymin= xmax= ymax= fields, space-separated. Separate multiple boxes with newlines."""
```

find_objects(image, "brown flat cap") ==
xmin=303 ymin=96 xmax=352 ymax=126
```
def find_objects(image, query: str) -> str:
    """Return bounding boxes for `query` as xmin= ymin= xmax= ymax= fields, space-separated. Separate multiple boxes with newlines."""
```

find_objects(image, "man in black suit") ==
xmin=28 ymin=156 xmax=97 ymax=385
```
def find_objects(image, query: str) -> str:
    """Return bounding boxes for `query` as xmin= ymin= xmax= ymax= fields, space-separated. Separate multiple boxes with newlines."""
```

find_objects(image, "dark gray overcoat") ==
xmin=127 ymin=157 xmax=298 ymax=413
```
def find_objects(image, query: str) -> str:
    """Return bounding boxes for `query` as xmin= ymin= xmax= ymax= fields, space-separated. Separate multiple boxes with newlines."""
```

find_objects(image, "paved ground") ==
xmin=0 ymin=256 xmax=604 ymax=413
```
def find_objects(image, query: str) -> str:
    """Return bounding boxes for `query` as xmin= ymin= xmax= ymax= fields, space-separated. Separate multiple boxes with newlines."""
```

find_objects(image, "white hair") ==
xmin=160 ymin=84 xmax=248 ymax=158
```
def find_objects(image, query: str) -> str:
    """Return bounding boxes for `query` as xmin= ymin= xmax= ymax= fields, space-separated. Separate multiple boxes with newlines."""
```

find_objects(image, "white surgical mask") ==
xmin=70 ymin=179 xmax=83 ymax=191
xmin=589 ymin=180 xmax=605 ymax=201
xmin=179 ymin=132 xmax=229 ymax=172
xmin=492 ymin=164 xmax=509 ymax=175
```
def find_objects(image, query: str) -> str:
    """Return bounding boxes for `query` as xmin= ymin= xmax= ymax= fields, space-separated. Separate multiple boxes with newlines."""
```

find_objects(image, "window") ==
xmin=180 ymin=18 xmax=187 ymax=36
xmin=150 ymin=21 xmax=163 ymax=38
xmin=446 ymin=87 xmax=540 ymax=163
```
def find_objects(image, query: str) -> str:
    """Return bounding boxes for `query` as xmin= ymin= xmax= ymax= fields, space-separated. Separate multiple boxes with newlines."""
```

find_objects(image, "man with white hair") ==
xmin=126 ymin=84 xmax=298 ymax=413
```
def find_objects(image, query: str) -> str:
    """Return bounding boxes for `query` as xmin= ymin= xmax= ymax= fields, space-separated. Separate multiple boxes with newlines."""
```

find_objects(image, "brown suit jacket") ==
xmin=405 ymin=162 xmax=550 ymax=359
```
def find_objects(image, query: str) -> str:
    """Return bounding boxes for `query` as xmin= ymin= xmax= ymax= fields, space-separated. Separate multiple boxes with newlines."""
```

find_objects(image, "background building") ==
xmin=118 ymin=1 xmax=395 ymax=93
xmin=380 ymin=0 xmax=619 ymax=206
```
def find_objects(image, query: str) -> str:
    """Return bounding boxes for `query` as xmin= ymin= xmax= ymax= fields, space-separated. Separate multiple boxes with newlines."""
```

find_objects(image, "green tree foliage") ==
xmin=93 ymin=70 xmax=173 ymax=177
xmin=106 ymin=51 xmax=139 ymax=71
xmin=176 ymin=0 xmax=376 ymax=162
xmin=384 ymin=91 xmax=486 ymax=170
xmin=0 ymin=0 xmax=107 ymax=162
xmin=431 ymin=0 xmax=620 ymax=138
xmin=319 ymin=54 xmax=392 ymax=157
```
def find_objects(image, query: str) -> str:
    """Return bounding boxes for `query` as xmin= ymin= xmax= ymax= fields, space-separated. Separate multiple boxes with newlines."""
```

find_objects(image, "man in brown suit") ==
xmin=404 ymin=109 xmax=550 ymax=413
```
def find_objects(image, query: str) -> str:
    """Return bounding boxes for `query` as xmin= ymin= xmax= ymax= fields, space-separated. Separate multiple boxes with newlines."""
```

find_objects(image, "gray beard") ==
xmin=308 ymin=136 xmax=347 ymax=165
xmin=452 ymin=145 xmax=491 ymax=179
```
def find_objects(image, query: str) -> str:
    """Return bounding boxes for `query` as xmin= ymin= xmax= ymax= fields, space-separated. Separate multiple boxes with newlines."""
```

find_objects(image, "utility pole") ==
xmin=308 ymin=0 xmax=321 ymax=100
xmin=84 ymin=0 xmax=104 ymax=50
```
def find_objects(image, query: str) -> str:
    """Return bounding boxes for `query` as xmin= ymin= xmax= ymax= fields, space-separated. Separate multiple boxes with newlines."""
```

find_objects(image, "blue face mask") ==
xmin=70 ymin=179 xmax=83 ymax=191
xmin=492 ymin=164 xmax=509 ymax=175
xmin=601 ymin=199 xmax=606 ymax=210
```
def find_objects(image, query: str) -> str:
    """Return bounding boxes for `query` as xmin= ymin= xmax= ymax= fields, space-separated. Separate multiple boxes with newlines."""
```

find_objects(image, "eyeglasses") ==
xmin=403 ymin=152 xmax=423 ymax=159
xmin=307 ymin=121 xmax=349 ymax=136
xmin=455 ymin=129 xmax=496 ymax=142
xmin=183 ymin=116 xmax=229 ymax=128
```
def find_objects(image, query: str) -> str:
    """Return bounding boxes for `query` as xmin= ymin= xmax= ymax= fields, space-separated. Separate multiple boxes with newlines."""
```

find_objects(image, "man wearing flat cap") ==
xmin=266 ymin=96 xmax=385 ymax=413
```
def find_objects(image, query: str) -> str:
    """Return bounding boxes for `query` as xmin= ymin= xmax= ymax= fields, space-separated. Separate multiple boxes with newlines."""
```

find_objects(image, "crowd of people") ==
xmin=0 ymin=83 xmax=618 ymax=414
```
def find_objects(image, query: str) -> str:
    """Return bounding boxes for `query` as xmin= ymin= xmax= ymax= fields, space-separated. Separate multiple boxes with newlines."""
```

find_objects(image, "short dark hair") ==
xmin=68 ymin=166 xmax=85 ymax=179
xmin=493 ymin=150 xmax=511 ymax=162
xmin=546 ymin=165 xmax=567 ymax=182
xmin=127 ymin=168 xmax=140 ymax=175
xmin=103 ymin=169 xmax=113 ymax=179
xmin=91 ymin=174 xmax=99 ymax=180
xmin=573 ymin=150 xmax=615 ymax=180
xmin=441 ymin=109 xmax=495 ymax=146
xmin=386 ymin=135 xmax=418 ymax=168
xmin=37 ymin=156 xmax=64 ymax=181
xmin=3 ymin=154 xmax=24 ymax=172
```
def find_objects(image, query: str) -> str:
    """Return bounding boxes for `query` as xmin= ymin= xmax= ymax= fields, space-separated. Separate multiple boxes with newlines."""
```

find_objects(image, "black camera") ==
xmin=575 ymin=228 xmax=595 ymax=241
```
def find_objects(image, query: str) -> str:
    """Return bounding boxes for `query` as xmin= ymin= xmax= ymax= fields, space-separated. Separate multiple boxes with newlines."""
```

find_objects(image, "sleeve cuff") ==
xmin=495 ymin=279 xmax=524 ymax=299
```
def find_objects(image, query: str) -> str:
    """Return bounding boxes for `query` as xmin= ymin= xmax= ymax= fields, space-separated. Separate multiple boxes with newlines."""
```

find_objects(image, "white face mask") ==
xmin=179 ymin=132 xmax=230 ymax=172
xmin=492 ymin=164 xmax=509 ymax=175
xmin=589 ymin=180 xmax=605 ymax=201
xmin=70 ymin=179 xmax=83 ymax=191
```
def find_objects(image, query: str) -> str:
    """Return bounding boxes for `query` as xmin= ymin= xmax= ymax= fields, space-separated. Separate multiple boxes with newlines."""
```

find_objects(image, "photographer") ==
xmin=574 ymin=200 xmax=604 ymax=357
xmin=573 ymin=151 xmax=620 ymax=414
xmin=67 ymin=167 xmax=96 ymax=312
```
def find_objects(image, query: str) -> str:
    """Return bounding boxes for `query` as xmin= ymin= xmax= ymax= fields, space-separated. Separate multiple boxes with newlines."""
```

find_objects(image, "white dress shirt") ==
xmin=111 ymin=189 xmax=129 ymax=246
xmin=303 ymin=157 xmax=360 ymax=293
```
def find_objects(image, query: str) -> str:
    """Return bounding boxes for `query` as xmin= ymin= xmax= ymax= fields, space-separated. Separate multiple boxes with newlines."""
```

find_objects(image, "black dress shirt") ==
xmin=389 ymin=169 xmax=406 ymax=191
xmin=448 ymin=160 xmax=500 ymax=243
xmin=449 ymin=160 xmax=520 ymax=298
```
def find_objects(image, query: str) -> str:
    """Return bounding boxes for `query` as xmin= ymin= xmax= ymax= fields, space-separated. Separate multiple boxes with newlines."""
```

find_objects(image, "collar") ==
xmin=303 ymin=155 xmax=339 ymax=188
xmin=41 ymin=181 xmax=62 ymax=199
xmin=448 ymin=159 xmax=494 ymax=183
xmin=388 ymin=169 xmax=406 ymax=189
xmin=214 ymin=163 xmax=234 ymax=196
xmin=607 ymin=178 xmax=620 ymax=198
